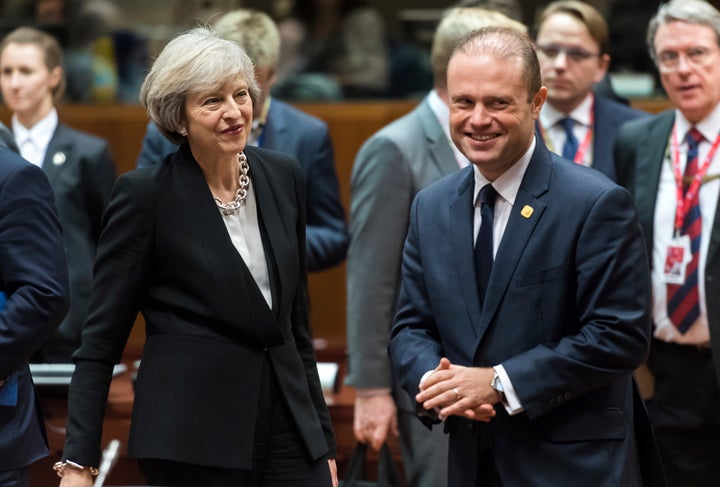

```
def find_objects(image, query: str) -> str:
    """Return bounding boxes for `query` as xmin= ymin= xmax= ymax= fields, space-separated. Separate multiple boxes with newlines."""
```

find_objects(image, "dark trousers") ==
xmin=138 ymin=359 xmax=332 ymax=487
xmin=0 ymin=466 xmax=29 ymax=487
xmin=647 ymin=338 xmax=720 ymax=487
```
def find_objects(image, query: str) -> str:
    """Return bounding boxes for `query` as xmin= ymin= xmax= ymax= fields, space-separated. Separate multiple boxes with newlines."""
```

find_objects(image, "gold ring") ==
xmin=453 ymin=387 xmax=461 ymax=400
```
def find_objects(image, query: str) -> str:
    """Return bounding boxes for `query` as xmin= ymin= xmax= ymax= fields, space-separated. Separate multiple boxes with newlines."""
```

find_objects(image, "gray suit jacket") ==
xmin=346 ymin=95 xmax=459 ymax=411
xmin=30 ymin=124 xmax=116 ymax=362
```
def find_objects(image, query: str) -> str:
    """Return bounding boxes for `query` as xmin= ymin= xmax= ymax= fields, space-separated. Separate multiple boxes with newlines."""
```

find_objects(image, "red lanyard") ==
xmin=670 ymin=125 xmax=720 ymax=234
xmin=539 ymin=96 xmax=594 ymax=165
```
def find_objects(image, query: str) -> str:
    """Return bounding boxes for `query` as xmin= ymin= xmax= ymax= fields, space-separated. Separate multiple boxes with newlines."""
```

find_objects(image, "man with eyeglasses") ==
xmin=614 ymin=0 xmax=720 ymax=485
xmin=534 ymin=0 xmax=646 ymax=181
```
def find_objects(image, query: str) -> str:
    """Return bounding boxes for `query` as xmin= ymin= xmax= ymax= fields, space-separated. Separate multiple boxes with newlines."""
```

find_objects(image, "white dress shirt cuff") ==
xmin=494 ymin=365 xmax=524 ymax=415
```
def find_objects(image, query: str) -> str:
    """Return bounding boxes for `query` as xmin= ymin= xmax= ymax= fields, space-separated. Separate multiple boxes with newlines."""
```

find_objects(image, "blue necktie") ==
xmin=474 ymin=184 xmax=497 ymax=307
xmin=559 ymin=117 xmax=578 ymax=161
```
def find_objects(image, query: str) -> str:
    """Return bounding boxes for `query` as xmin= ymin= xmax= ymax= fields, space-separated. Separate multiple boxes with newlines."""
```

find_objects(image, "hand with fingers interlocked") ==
xmin=416 ymin=358 xmax=500 ymax=422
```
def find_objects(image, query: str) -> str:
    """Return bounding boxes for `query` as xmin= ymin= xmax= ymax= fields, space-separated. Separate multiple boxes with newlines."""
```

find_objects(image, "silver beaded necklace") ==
xmin=214 ymin=151 xmax=250 ymax=216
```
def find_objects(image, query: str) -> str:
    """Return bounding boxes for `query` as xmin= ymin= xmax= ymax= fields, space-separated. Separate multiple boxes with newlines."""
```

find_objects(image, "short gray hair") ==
xmin=213 ymin=9 xmax=281 ymax=69
xmin=140 ymin=27 xmax=261 ymax=145
xmin=432 ymin=7 xmax=527 ymax=91
xmin=647 ymin=0 xmax=720 ymax=64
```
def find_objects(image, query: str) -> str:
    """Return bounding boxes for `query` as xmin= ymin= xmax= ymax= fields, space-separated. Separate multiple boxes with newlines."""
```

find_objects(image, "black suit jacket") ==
xmin=614 ymin=110 xmax=720 ymax=380
xmin=63 ymin=144 xmax=335 ymax=468
xmin=0 ymin=148 xmax=69 ymax=469
xmin=30 ymin=123 xmax=116 ymax=362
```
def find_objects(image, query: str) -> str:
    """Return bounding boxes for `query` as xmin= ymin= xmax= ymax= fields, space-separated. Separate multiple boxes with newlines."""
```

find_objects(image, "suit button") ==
xmin=564 ymin=392 xmax=573 ymax=401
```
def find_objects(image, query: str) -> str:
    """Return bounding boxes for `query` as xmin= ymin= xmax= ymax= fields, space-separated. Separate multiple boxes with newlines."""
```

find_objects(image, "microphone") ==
xmin=93 ymin=439 xmax=121 ymax=487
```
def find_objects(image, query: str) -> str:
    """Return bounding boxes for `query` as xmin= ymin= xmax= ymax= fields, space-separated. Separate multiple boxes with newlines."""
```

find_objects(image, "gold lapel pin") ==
xmin=521 ymin=205 xmax=534 ymax=218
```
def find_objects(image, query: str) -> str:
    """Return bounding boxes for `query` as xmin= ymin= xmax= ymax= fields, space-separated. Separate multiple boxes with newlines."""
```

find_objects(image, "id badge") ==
xmin=663 ymin=234 xmax=692 ymax=285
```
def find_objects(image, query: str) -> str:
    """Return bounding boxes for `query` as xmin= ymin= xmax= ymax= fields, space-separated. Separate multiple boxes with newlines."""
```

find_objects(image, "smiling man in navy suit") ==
xmin=389 ymin=27 xmax=664 ymax=486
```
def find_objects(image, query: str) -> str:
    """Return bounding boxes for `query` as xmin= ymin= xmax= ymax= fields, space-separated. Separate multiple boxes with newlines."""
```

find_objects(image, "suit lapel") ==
xmin=635 ymin=112 xmax=674 ymax=242
xmin=260 ymin=101 xmax=283 ymax=149
xmin=479 ymin=143 xmax=551 ymax=340
xmin=245 ymin=147 xmax=296 ymax=317
xmin=418 ymin=99 xmax=459 ymax=176
xmin=40 ymin=125 xmax=70 ymax=186
xmin=449 ymin=168 xmax=483 ymax=338
xmin=174 ymin=146 xmax=283 ymax=343
xmin=592 ymin=97 xmax=612 ymax=175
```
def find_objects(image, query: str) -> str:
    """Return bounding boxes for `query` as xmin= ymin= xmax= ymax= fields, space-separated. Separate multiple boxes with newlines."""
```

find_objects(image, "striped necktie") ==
xmin=666 ymin=127 xmax=703 ymax=333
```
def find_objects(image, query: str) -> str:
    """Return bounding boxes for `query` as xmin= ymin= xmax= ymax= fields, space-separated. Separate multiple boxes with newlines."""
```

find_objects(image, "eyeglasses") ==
xmin=536 ymin=44 xmax=600 ymax=63
xmin=656 ymin=47 xmax=717 ymax=70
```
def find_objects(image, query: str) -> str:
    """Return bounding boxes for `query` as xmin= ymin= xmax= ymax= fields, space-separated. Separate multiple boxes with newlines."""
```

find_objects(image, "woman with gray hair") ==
xmin=55 ymin=27 xmax=337 ymax=487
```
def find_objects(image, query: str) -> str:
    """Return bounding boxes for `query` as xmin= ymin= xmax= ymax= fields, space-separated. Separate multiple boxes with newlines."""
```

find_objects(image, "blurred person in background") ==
xmin=534 ymin=0 xmax=647 ymax=181
xmin=0 ymin=26 xmax=116 ymax=363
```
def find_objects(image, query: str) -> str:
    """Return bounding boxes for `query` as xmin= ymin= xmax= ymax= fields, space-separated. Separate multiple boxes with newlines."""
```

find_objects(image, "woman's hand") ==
xmin=328 ymin=458 xmax=338 ymax=487
xmin=58 ymin=469 xmax=94 ymax=487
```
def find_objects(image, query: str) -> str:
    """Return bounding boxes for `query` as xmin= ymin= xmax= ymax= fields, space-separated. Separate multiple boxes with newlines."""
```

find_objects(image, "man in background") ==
xmin=614 ymin=0 xmax=720 ymax=484
xmin=535 ymin=0 xmax=646 ymax=180
xmin=136 ymin=9 xmax=348 ymax=272
xmin=345 ymin=8 xmax=525 ymax=486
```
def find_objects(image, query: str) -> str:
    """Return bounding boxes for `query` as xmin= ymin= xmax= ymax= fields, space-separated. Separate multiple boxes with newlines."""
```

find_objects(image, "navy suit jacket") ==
xmin=28 ymin=124 xmax=116 ymax=362
xmin=136 ymin=99 xmax=348 ymax=271
xmin=389 ymin=141 xmax=664 ymax=486
xmin=0 ymin=148 xmax=69 ymax=469
xmin=614 ymin=110 xmax=720 ymax=380
xmin=538 ymin=95 xmax=647 ymax=181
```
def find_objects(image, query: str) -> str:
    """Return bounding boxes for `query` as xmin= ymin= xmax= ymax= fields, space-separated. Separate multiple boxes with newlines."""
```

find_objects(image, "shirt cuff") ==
xmin=355 ymin=387 xmax=392 ymax=397
xmin=494 ymin=365 xmax=524 ymax=416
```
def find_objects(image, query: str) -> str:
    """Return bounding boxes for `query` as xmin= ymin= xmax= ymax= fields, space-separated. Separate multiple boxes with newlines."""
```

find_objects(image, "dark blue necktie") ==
xmin=475 ymin=184 xmax=497 ymax=307
xmin=559 ymin=117 xmax=578 ymax=161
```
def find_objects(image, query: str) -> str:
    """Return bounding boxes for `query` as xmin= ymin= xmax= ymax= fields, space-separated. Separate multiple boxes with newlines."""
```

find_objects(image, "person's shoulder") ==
xmin=359 ymin=98 xmax=432 ymax=151
xmin=416 ymin=164 xmax=471 ymax=199
xmin=55 ymin=123 xmax=110 ymax=150
xmin=0 ymin=146 xmax=42 ymax=178
xmin=246 ymin=145 xmax=300 ymax=169
xmin=616 ymin=109 xmax=674 ymax=143
xmin=271 ymin=99 xmax=328 ymax=131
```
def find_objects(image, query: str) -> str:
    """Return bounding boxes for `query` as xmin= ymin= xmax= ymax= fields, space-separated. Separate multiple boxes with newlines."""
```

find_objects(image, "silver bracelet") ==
xmin=53 ymin=460 xmax=99 ymax=477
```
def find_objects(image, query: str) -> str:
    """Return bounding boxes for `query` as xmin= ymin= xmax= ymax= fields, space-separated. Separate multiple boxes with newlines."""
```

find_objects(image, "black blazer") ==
xmin=63 ymin=144 xmax=335 ymax=468
xmin=31 ymin=123 xmax=116 ymax=361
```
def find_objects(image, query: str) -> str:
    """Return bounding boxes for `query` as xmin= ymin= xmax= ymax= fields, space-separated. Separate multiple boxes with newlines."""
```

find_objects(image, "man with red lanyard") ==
xmin=534 ymin=1 xmax=646 ymax=181
xmin=614 ymin=1 xmax=720 ymax=485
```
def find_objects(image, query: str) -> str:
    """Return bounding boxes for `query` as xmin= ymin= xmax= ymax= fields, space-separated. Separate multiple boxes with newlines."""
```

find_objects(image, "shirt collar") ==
xmin=12 ymin=108 xmax=58 ymax=148
xmin=427 ymin=89 xmax=470 ymax=168
xmin=473 ymin=136 xmax=536 ymax=207
xmin=540 ymin=93 xmax=594 ymax=128
xmin=674 ymin=102 xmax=720 ymax=143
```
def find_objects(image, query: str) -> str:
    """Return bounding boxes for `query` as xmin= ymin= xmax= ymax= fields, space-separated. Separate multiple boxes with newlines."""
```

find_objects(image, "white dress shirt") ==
xmin=651 ymin=106 xmax=720 ymax=346
xmin=539 ymin=94 xmax=594 ymax=167
xmin=219 ymin=168 xmax=273 ymax=309
xmin=12 ymin=109 xmax=58 ymax=168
